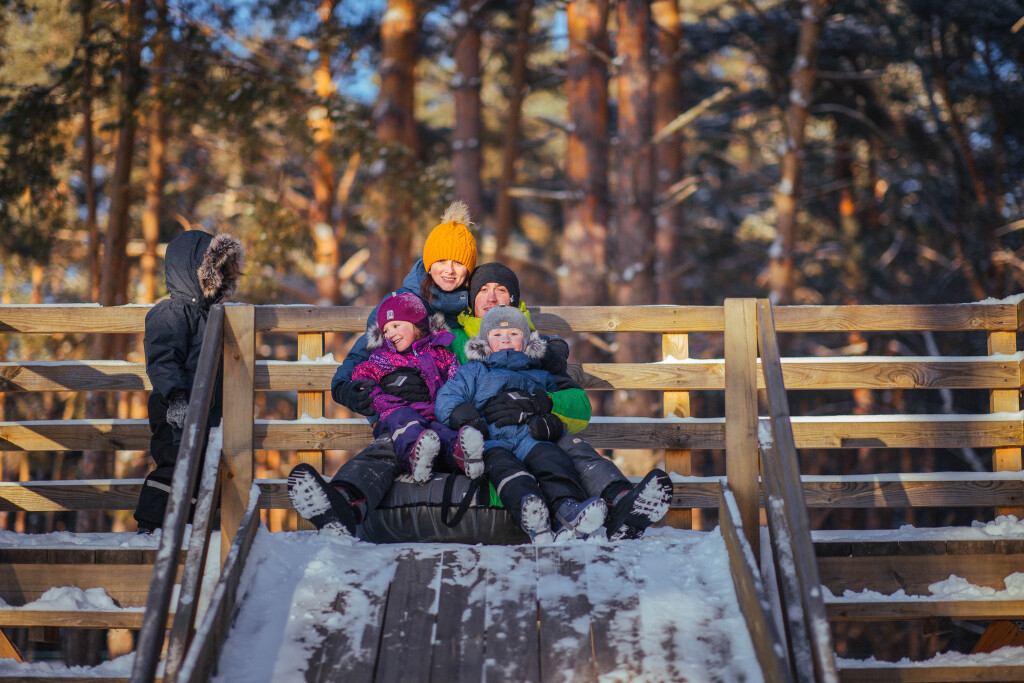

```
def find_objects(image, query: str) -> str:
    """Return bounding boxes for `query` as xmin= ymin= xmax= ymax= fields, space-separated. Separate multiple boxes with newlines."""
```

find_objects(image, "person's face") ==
xmin=473 ymin=283 xmax=512 ymax=317
xmin=487 ymin=327 xmax=524 ymax=353
xmin=383 ymin=319 xmax=420 ymax=352
xmin=428 ymin=260 xmax=469 ymax=292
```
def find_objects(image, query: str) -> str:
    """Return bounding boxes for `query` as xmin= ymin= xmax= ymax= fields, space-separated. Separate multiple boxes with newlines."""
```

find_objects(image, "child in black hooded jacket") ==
xmin=134 ymin=230 xmax=245 ymax=533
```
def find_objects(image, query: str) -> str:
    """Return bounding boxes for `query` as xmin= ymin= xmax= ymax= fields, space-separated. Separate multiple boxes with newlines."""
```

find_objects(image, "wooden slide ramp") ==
xmin=217 ymin=528 xmax=761 ymax=683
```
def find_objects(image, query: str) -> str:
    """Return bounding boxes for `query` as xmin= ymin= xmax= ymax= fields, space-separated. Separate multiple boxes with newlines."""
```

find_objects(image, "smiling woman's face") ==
xmin=428 ymin=259 xmax=469 ymax=291
xmin=473 ymin=283 xmax=512 ymax=317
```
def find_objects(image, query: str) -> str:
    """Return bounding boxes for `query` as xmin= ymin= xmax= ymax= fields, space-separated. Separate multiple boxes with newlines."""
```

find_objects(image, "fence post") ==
xmin=663 ymin=332 xmax=691 ymax=529
xmin=989 ymin=316 xmax=1023 ymax=520
xmin=294 ymin=332 xmax=325 ymax=530
xmin=724 ymin=298 xmax=760 ymax=558
xmin=222 ymin=304 xmax=254 ymax=566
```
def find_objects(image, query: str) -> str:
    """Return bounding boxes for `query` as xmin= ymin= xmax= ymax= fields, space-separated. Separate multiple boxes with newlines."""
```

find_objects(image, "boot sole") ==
xmin=608 ymin=469 xmax=673 ymax=541
xmin=287 ymin=464 xmax=355 ymax=536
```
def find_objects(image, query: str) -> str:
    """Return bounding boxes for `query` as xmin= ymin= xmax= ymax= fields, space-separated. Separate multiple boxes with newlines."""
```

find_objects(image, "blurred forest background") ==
xmin=2 ymin=0 xmax=1024 ymax=662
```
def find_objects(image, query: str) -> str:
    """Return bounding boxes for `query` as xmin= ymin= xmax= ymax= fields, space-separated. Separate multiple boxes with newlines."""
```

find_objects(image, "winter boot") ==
xmin=606 ymin=469 xmax=673 ymax=541
xmin=287 ymin=463 xmax=358 ymax=536
xmin=408 ymin=429 xmax=441 ymax=483
xmin=553 ymin=496 xmax=607 ymax=539
xmin=452 ymin=426 xmax=485 ymax=479
xmin=520 ymin=494 xmax=555 ymax=544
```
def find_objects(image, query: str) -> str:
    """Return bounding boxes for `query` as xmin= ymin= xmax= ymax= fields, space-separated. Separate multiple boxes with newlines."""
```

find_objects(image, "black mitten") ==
xmin=380 ymin=367 xmax=431 ymax=403
xmin=528 ymin=413 xmax=564 ymax=442
xmin=530 ymin=389 xmax=553 ymax=415
xmin=482 ymin=390 xmax=536 ymax=427
xmin=539 ymin=337 xmax=570 ymax=377
xmin=332 ymin=379 xmax=376 ymax=415
xmin=448 ymin=401 xmax=489 ymax=438
xmin=165 ymin=390 xmax=189 ymax=429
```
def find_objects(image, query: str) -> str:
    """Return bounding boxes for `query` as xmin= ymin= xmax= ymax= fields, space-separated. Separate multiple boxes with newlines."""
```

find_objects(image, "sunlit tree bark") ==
xmin=311 ymin=0 xmax=342 ymax=306
xmin=561 ymin=0 xmax=609 ymax=310
xmin=141 ymin=0 xmax=168 ymax=305
xmin=452 ymin=0 xmax=484 ymax=224
xmin=494 ymin=0 xmax=533 ymax=259
xmin=769 ymin=0 xmax=827 ymax=304
xmin=368 ymin=0 xmax=417 ymax=302
xmin=651 ymin=0 xmax=684 ymax=305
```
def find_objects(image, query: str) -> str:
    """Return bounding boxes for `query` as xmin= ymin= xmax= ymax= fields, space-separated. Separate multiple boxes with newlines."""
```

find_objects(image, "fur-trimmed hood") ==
xmin=365 ymin=312 xmax=450 ymax=351
xmin=463 ymin=331 xmax=546 ymax=363
xmin=165 ymin=231 xmax=245 ymax=306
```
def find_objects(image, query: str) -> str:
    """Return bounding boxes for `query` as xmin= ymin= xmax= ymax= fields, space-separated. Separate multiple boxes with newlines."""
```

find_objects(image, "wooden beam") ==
xmin=826 ymin=600 xmax=1024 ymax=620
xmin=0 ymin=609 xmax=172 ymax=629
xmin=725 ymin=298 xmax=760 ymax=556
xmin=0 ymin=306 xmax=148 ymax=333
xmin=757 ymin=300 xmax=839 ymax=683
xmin=221 ymin=304 xmax=255 ymax=566
xmin=663 ymin=332 xmax=692 ymax=529
xmin=719 ymin=483 xmax=794 ymax=682
xmin=819 ymin=554 xmax=1024 ymax=596
xmin=838 ymin=664 xmax=1024 ymax=682
xmin=989 ymin=329 xmax=1022 ymax=518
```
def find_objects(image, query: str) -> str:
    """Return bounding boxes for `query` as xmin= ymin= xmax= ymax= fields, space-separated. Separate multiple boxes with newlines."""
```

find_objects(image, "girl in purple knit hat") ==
xmin=351 ymin=291 xmax=485 ymax=483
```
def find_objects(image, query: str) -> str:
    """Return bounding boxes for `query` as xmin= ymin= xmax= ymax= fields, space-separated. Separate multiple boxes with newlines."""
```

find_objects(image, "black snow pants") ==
xmin=485 ymin=442 xmax=588 ymax=525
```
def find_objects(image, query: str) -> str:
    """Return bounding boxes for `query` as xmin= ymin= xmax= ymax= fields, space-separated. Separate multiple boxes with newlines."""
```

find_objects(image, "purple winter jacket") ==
xmin=351 ymin=312 xmax=460 ymax=421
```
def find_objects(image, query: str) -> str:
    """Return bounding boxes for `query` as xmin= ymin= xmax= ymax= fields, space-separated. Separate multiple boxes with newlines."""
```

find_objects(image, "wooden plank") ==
xmin=826 ymin=600 xmax=1024 ymax=620
xmin=4 ymin=414 xmax=1022 ymax=452
xmin=176 ymin=492 xmax=261 ymax=683
xmin=375 ymin=552 xmax=442 ymax=683
xmin=725 ymin=298 xmax=760 ymax=556
xmin=0 ymin=306 xmax=149 ymax=333
xmin=719 ymin=484 xmax=794 ymax=683
xmin=482 ymin=545 xmax=540 ymax=683
xmin=770 ymin=303 xmax=1019 ymax=333
xmin=536 ymin=544 xmax=596 ymax=683
xmin=430 ymin=548 xmax=487 ymax=683
xmin=295 ymin=333 xmax=325 ymax=514
xmin=1 ymin=302 xmax=1014 ymax=336
xmin=302 ymin=584 xmax=387 ymax=683
xmin=663 ymin=332 xmax=692 ymax=529
xmin=245 ymin=302 xmax=1021 ymax=334
xmin=0 ymin=564 xmax=179 ymax=607
xmin=586 ymin=543 xmax=646 ymax=679
xmin=838 ymin=665 xmax=1024 ymax=682
xmin=819 ymin=555 xmax=1024 ymax=596
xmin=222 ymin=304 xmax=255 ymax=565
xmin=989 ymin=329 xmax=1023 ymax=518
xmin=0 ymin=361 xmax=150 ymax=392
xmin=0 ymin=481 xmax=143 ymax=511
xmin=757 ymin=300 xmax=839 ymax=683
xmin=0 ymin=609 xmax=171 ymax=629
xmin=6 ymin=355 xmax=1018 ymax=394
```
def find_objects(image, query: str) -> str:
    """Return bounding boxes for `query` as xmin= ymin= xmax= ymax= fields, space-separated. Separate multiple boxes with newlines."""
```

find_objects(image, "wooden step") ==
xmin=827 ymin=599 xmax=1024 ymax=621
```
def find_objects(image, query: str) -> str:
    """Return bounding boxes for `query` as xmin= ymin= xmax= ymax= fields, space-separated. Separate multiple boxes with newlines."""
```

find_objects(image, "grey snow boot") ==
xmin=287 ymin=463 xmax=357 ymax=536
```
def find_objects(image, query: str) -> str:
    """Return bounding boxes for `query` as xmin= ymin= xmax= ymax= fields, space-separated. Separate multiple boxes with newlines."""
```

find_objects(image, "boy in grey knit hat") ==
xmin=436 ymin=305 xmax=607 ymax=542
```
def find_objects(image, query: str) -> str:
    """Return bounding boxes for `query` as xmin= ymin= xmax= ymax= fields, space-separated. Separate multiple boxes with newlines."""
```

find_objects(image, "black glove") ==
xmin=482 ymin=389 xmax=553 ymax=427
xmin=332 ymin=379 xmax=376 ymax=415
xmin=448 ymin=401 xmax=489 ymax=438
xmin=379 ymin=367 xmax=431 ymax=403
xmin=165 ymin=390 xmax=189 ymax=429
xmin=539 ymin=337 xmax=570 ymax=377
xmin=528 ymin=413 xmax=564 ymax=442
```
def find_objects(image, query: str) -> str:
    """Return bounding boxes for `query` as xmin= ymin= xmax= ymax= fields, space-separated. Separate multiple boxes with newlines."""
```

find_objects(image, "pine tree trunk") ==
xmin=769 ymin=0 xmax=827 ymax=305
xmin=452 ymin=0 xmax=484 ymax=224
xmin=141 ymin=0 xmax=168 ymax=305
xmin=82 ymin=0 xmax=99 ymax=302
xmin=651 ymin=0 xmax=685 ymax=305
xmin=561 ymin=0 xmax=609 ymax=311
xmin=369 ymin=0 xmax=417 ymax=302
xmin=311 ymin=0 xmax=342 ymax=306
xmin=613 ymin=0 xmax=659 ymax=423
xmin=494 ymin=0 xmax=533 ymax=260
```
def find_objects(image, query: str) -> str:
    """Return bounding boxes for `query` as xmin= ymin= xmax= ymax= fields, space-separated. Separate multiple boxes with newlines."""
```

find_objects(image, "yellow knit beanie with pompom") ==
xmin=422 ymin=200 xmax=477 ymax=273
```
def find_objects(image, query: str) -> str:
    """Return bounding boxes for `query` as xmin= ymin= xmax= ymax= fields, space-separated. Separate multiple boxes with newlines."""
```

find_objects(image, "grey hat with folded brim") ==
xmin=478 ymin=305 xmax=531 ymax=341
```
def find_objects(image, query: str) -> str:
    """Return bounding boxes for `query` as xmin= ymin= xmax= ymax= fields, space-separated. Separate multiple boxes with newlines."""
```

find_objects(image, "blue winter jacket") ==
xmin=331 ymin=258 xmax=471 ymax=394
xmin=435 ymin=332 xmax=560 ymax=461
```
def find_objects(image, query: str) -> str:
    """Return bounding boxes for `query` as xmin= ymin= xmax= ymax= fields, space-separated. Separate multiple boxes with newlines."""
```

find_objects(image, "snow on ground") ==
xmin=1 ymin=519 xmax=1024 ymax=677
